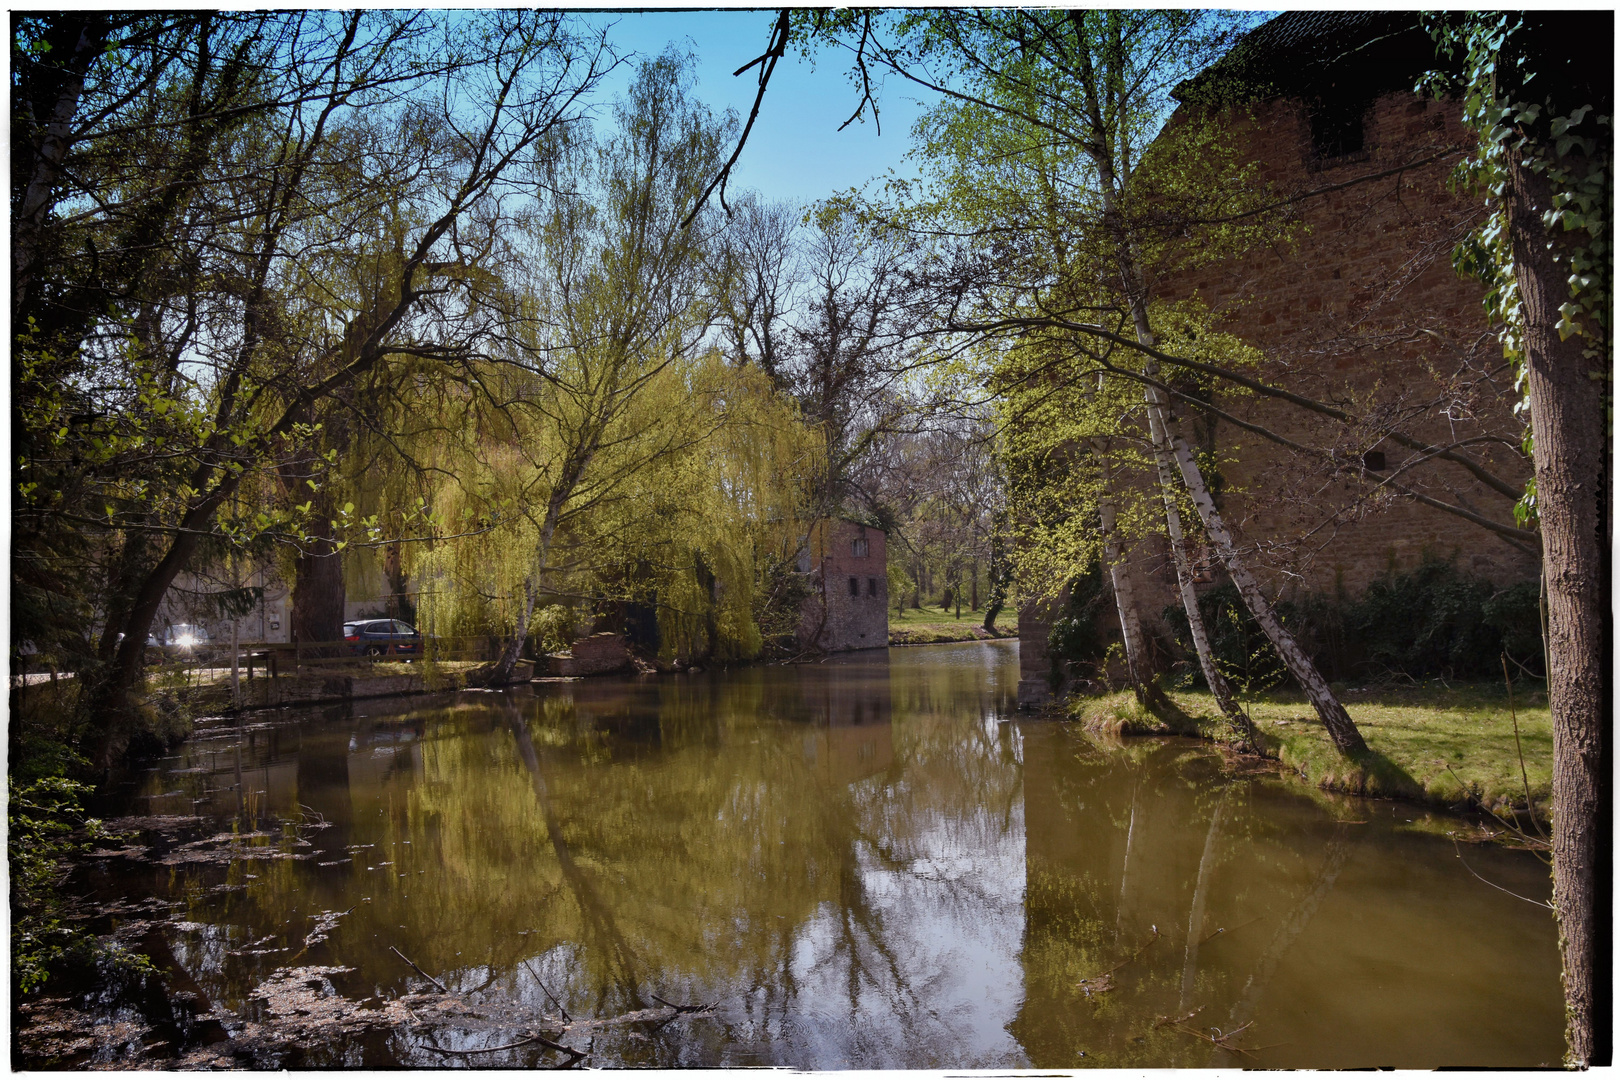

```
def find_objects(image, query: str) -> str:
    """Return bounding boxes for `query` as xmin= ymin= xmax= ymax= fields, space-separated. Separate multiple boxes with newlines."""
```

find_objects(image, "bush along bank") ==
xmin=1063 ymin=680 xmax=1552 ymax=839
xmin=1159 ymin=556 xmax=1545 ymax=689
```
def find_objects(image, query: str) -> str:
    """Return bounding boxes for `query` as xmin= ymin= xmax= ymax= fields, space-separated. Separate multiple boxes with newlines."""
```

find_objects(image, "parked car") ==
xmin=344 ymin=619 xmax=422 ymax=658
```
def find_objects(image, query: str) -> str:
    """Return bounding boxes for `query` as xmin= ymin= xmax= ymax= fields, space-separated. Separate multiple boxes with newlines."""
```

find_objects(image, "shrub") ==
xmin=1350 ymin=557 xmax=1502 ymax=677
xmin=1047 ymin=563 xmax=1111 ymax=685
xmin=1162 ymin=581 xmax=1292 ymax=693
xmin=9 ymin=775 xmax=145 ymax=993
xmin=1162 ymin=557 xmax=1543 ymax=687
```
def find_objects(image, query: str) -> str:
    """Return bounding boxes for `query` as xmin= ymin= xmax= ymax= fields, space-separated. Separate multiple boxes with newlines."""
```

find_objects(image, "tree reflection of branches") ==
xmin=507 ymin=716 xmax=646 ymax=1012
xmin=1209 ymin=822 xmax=1360 ymax=1066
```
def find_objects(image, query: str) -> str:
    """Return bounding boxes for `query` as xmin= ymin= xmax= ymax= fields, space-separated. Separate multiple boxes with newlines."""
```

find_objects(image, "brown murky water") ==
xmin=105 ymin=641 xmax=1562 ymax=1068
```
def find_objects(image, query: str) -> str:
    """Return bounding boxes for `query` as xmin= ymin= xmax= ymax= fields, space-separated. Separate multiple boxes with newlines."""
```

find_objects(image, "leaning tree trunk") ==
xmin=1145 ymin=399 xmax=1259 ymax=752
xmin=1094 ymin=166 xmax=1365 ymax=756
xmin=1159 ymin=416 xmax=1367 ymax=756
xmin=1510 ymin=152 xmax=1610 ymax=1068
xmin=1094 ymin=441 xmax=1178 ymax=720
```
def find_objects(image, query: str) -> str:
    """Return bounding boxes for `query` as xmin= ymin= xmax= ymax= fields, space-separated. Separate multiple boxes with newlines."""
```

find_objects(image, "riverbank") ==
xmin=1065 ymin=681 xmax=1552 ymax=828
xmin=887 ymin=605 xmax=1016 ymax=645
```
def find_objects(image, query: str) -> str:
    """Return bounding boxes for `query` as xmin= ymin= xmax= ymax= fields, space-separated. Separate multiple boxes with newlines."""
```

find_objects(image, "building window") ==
xmin=848 ymin=576 xmax=859 ymax=597
xmin=1362 ymin=450 xmax=1387 ymax=472
xmin=851 ymin=538 xmax=869 ymax=558
xmin=1308 ymin=90 xmax=1371 ymax=164
xmin=867 ymin=577 xmax=877 ymax=596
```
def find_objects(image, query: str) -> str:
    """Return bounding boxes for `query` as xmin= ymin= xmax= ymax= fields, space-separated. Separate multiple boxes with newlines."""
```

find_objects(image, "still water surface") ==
xmin=117 ymin=641 xmax=1562 ymax=1067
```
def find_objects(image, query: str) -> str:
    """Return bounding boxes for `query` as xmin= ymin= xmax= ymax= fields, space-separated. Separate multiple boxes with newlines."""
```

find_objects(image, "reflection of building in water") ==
xmin=796 ymin=658 xmax=893 ymax=786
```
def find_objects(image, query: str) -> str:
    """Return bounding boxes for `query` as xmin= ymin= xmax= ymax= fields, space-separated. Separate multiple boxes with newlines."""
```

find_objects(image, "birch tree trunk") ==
xmin=1160 ymin=423 xmax=1367 ymax=755
xmin=1092 ymin=153 xmax=1364 ymax=755
xmin=1145 ymin=400 xmax=1258 ymax=751
xmin=1095 ymin=440 xmax=1177 ymax=719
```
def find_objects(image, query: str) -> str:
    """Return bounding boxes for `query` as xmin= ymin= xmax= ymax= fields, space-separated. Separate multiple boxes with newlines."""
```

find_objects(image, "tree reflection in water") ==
xmin=117 ymin=642 xmax=1560 ymax=1068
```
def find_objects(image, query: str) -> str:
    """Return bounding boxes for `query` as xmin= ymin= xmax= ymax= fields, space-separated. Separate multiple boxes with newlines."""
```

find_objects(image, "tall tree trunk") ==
xmin=85 ymin=513 xmax=212 ymax=770
xmin=290 ymin=483 xmax=345 ymax=654
xmin=382 ymin=542 xmax=411 ymax=622
xmin=1509 ymin=153 xmax=1610 ymax=1068
xmin=1162 ymin=425 xmax=1367 ymax=756
xmin=287 ymin=426 xmax=348 ymax=656
xmin=1146 ymin=400 xmax=1258 ymax=751
xmin=982 ymin=519 xmax=1008 ymax=633
xmin=1094 ymin=160 xmax=1364 ymax=755
xmin=1095 ymin=441 xmax=1178 ymax=720
xmin=13 ymin=16 xmax=110 ymax=314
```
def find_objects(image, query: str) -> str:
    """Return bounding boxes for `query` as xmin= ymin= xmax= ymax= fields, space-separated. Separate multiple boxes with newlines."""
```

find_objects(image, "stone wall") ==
xmin=542 ymin=632 xmax=633 ymax=678
xmin=798 ymin=519 xmax=890 ymax=653
xmin=1154 ymin=90 xmax=1534 ymax=601
xmin=1016 ymin=86 xmax=1536 ymax=704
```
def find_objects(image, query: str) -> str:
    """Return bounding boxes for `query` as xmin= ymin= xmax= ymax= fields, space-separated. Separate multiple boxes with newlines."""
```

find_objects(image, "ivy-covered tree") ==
xmin=1427 ymin=12 xmax=1611 ymax=1066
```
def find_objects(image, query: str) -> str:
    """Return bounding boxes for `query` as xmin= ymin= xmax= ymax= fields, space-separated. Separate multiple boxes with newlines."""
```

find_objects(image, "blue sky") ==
xmin=584 ymin=10 xmax=937 ymax=209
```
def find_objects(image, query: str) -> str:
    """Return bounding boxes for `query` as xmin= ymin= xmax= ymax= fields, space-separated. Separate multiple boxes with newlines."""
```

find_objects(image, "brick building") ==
xmin=798 ymin=518 xmax=890 ymax=653
xmin=1017 ymin=13 xmax=1537 ymax=706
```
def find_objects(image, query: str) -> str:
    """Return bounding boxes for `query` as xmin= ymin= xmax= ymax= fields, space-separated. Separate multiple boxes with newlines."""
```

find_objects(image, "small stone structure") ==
xmin=797 ymin=519 xmax=889 ymax=653
xmin=542 ymin=632 xmax=632 ymax=678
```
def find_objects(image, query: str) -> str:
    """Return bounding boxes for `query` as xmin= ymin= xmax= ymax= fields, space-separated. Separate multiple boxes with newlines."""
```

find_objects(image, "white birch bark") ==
xmin=1091 ymin=145 xmax=1364 ymax=755
xmin=1160 ymin=423 xmax=1367 ymax=754
xmin=1145 ymin=401 xmax=1259 ymax=750
xmin=1094 ymin=440 xmax=1166 ymax=705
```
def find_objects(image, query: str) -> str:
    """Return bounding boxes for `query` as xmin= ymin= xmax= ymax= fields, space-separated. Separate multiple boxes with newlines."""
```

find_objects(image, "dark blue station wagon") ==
xmin=344 ymin=619 xmax=422 ymax=657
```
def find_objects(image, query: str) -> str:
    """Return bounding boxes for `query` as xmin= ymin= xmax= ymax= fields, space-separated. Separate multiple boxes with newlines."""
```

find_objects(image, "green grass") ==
xmin=1066 ymin=680 xmax=1551 ymax=815
xmin=888 ymin=603 xmax=1017 ymax=644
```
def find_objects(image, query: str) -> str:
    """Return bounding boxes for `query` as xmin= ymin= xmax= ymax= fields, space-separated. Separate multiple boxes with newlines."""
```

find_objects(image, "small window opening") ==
xmin=867 ymin=577 xmax=877 ymax=596
xmin=1362 ymin=450 xmax=1387 ymax=472
xmin=1309 ymin=90 xmax=1367 ymax=159
xmin=852 ymin=538 xmax=869 ymax=558
xmin=848 ymin=576 xmax=859 ymax=597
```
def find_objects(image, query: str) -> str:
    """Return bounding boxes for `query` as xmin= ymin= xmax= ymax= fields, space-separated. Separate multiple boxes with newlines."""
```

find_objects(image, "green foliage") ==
xmin=1045 ymin=564 xmax=1111 ymax=686
xmin=1354 ymin=559 xmax=1503 ymax=677
xmin=400 ymin=56 xmax=820 ymax=668
xmin=1162 ymin=582 xmax=1288 ymax=694
xmin=1425 ymin=12 xmax=1613 ymax=524
xmin=8 ymin=776 xmax=149 ymax=993
xmin=1164 ymin=558 xmax=1544 ymax=686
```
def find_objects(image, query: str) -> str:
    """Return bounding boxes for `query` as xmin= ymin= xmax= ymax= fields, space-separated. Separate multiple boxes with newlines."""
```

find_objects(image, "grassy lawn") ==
xmin=1067 ymin=679 xmax=1551 ymax=815
xmin=888 ymin=603 xmax=1017 ymax=644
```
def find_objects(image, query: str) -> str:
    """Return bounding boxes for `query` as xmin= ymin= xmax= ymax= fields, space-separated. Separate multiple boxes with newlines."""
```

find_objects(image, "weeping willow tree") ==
xmin=402 ymin=55 xmax=820 ymax=676
xmin=411 ymin=344 xmax=815 ymax=672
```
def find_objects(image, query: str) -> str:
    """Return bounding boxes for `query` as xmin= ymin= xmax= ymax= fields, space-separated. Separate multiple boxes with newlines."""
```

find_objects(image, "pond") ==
xmin=97 ymin=640 xmax=1562 ymax=1068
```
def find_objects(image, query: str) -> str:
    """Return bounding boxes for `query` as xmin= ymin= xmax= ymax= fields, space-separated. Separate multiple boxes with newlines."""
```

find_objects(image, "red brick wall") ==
xmin=799 ymin=519 xmax=890 ymax=652
xmin=1153 ymin=90 xmax=1535 ymax=608
xmin=1017 ymin=89 xmax=1536 ymax=699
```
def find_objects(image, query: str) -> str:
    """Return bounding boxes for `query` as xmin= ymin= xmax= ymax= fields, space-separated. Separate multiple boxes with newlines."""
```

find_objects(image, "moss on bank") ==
xmin=1063 ymin=680 xmax=1552 ymax=816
